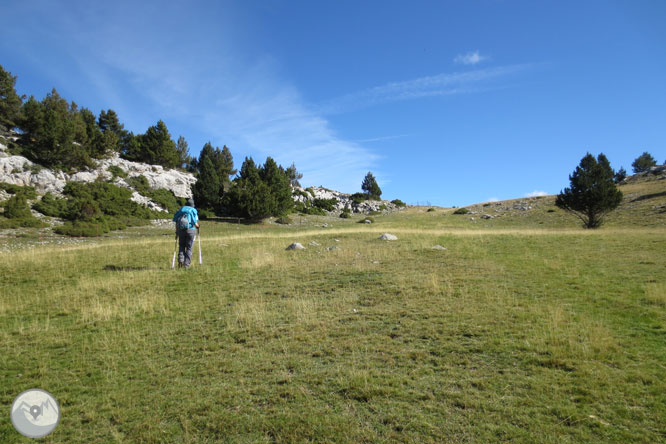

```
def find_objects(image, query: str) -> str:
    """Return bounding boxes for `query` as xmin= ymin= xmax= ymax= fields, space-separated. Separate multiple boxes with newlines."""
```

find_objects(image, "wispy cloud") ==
xmin=486 ymin=197 xmax=500 ymax=203
xmin=525 ymin=190 xmax=549 ymax=197
xmin=454 ymin=51 xmax=488 ymax=65
xmin=16 ymin=2 xmax=380 ymax=192
xmin=318 ymin=64 xmax=531 ymax=114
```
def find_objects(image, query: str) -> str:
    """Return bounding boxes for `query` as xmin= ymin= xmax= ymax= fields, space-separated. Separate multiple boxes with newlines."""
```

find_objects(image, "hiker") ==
xmin=172 ymin=198 xmax=199 ymax=268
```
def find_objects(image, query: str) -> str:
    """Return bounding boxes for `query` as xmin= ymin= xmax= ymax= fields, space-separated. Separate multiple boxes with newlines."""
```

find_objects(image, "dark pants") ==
xmin=178 ymin=229 xmax=196 ymax=267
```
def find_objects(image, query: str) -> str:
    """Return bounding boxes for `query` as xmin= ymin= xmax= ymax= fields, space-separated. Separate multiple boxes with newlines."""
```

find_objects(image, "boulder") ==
xmin=286 ymin=243 xmax=305 ymax=250
xmin=378 ymin=233 xmax=398 ymax=241
xmin=432 ymin=245 xmax=447 ymax=250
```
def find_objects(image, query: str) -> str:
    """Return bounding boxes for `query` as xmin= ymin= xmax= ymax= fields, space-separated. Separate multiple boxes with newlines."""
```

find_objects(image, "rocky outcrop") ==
xmin=292 ymin=186 xmax=402 ymax=215
xmin=0 ymin=146 xmax=196 ymax=200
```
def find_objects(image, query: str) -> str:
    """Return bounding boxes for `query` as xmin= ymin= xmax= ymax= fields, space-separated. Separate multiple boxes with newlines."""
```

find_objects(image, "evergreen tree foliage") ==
xmin=285 ymin=162 xmax=303 ymax=187
xmin=3 ymin=193 xmax=33 ymax=219
xmin=361 ymin=172 xmax=382 ymax=200
xmin=0 ymin=64 xmax=24 ymax=130
xmin=192 ymin=157 xmax=221 ymax=212
xmin=19 ymin=89 xmax=93 ymax=170
xmin=614 ymin=167 xmax=627 ymax=184
xmin=176 ymin=136 xmax=193 ymax=169
xmin=127 ymin=120 xmax=180 ymax=168
xmin=631 ymin=152 xmax=657 ymax=173
xmin=555 ymin=153 xmax=623 ymax=228
xmin=224 ymin=157 xmax=292 ymax=220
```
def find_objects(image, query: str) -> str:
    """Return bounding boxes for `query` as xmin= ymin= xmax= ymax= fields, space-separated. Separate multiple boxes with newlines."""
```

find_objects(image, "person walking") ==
xmin=172 ymin=198 xmax=199 ymax=268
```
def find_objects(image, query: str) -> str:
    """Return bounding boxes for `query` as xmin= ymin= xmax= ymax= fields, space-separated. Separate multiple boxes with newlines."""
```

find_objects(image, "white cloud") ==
xmin=318 ymin=64 xmax=529 ymax=115
xmin=486 ymin=197 xmax=500 ymax=202
xmin=454 ymin=51 xmax=488 ymax=65
xmin=525 ymin=190 xmax=549 ymax=197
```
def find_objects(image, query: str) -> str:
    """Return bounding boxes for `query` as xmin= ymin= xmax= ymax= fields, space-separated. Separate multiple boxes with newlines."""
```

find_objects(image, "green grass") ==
xmin=1 ymin=178 xmax=665 ymax=443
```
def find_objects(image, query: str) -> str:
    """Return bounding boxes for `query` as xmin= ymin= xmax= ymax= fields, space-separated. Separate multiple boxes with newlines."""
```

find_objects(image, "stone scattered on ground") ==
xmin=481 ymin=214 xmax=493 ymax=219
xmin=326 ymin=245 xmax=340 ymax=251
xmin=378 ymin=233 xmax=398 ymax=241
xmin=363 ymin=219 xmax=372 ymax=224
xmin=309 ymin=241 xmax=320 ymax=246
xmin=432 ymin=245 xmax=447 ymax=250
xmin=286 ymin=242 xmax=305 ymax=250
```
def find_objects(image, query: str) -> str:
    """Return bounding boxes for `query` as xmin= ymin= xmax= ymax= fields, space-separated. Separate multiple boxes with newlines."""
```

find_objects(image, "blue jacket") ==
xmin=173 ymin=206 xmax=199 ymax=230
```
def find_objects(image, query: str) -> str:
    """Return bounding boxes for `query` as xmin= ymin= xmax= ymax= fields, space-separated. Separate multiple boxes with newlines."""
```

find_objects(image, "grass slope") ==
xmin=0 ymin=177 xmax=664 ymax=443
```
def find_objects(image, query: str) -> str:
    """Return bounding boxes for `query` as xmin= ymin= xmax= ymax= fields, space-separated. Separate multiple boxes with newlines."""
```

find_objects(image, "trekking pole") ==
xmin=171 ymin=233 xmax=178 ymax=269
xmin=197 ymin=227 xmax=202 ymax=265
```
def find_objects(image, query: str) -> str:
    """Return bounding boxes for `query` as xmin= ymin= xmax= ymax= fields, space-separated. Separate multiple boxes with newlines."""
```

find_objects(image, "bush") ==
xmin=55 ymin=219 xmax=110 ymax=237
xmin=33 ymin=193 xmax=68 ymax=217
xmin=197 ymin=208 xmax=215 ymax=220
xmin=127 ymin=175 xmax=150 ymax=194
xmin=547 ymin=209 xmax=556 ymax=213
xmin=144 ymin=188 xmax=181 ymax=213
xmin=0 ymin=182 xmax=37 ymax=199
xmin=305 ymin=187 xmax=315 ymax=197
xmin=107 ymin=165 xmax=128 ymax=179
xmin=350 ymin=192 xmax=367 ymax=204
xmin=301 ymin=206 xmax=326 ymax=216
xmin=339 ymin=209 xmax=352 ymax=218
xmin=3 ymin=193 xmax=33 ymax=219
xmin=358 ymin=217 xmax=374 ymax=224
xmin=63 ymin=181 xmax=152 ymax=219
xmin=275 ymin=216 xmax=293 ymax=225
xmin=427 ymin=208 xmax=436 ymax=212
xmin=0 ymin=217 xmax=44 ymax=229
xmin=453 ymin=208 xmax=470 ymax=215
xmin=312 ymin=198 xmax=338 ymax=211
xmin=391 ymin=199 xmax=406 ymax=207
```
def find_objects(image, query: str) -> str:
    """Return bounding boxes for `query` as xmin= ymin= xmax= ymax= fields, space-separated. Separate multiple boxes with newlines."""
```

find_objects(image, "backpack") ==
xmin=177 ymin=213 xmax=190 ymax=231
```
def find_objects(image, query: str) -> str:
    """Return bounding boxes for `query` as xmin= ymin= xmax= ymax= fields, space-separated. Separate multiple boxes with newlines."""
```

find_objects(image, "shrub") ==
xmin=3 ymin=193 xmax=33 ymax=219
xmin=301 ymin=206 xmax=327 ymax=216
xmin=0 ymin=217 xmax=43 ymax=229
xmin=312 ymin=198 xmax=338 ymax=211
xmin=197 ymin=208 xmax=215 ymax=220
xmin=144 ymin=188 xmax=181 ymax=213
xmin=107 ymin=165 xmax=128 ymax=179
xmin=350 ymin=192 xmax=367 ymax=204
xmin=275 ymin=216 xmax=293 ymax=225
xmin=0 ymin=182 xmax=37 ymax=199
xmin=127 ymin=175 xmax=150 ymax=194
xmin=391 ymin=199 xmax=406 ymax=207
xmin=33 ymin=193 xmax=68 ymax=217
xmin=453 ymin=208 xmax=470 ymax=215
xmin=55 ymin=219 xmax=110 ymax=237
xmin=305 ymin=187 xmax=316 ymax=197
xmin=427 ymin=208 xmax=436 ymax=212
xmin=358 ymin=217 xmax=374 ymax=224
xmin=339 ymin=209 xmax=352 ymax=218
xmin=547 ymin=209 xmax=556 ymax=213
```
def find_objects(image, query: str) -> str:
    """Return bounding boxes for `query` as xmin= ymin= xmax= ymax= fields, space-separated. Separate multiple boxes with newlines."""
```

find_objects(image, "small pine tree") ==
xmin=285 ymin=162 xmax=303 ymax=187
xmin=556 ymin=153 xmax=623 ymax=228
xmin=0 ymin=64 xmax=24 ymax=130
xmin=361 ymin=172 xmax=382 ymax=200
xmin=631 ymin=152 xmax=657 ymax=173
xmin=192 ymin=156 xmax=221 ymax=213
xmin=614 ymin=167 xmax=627 ymax=184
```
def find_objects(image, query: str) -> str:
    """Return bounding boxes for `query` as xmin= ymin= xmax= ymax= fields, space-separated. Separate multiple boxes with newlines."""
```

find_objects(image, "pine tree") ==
xmin=260 ymin=157 xmax=293 ymax=216
xmin=361 ymin=172 xmax=382 ymax=200
xmin=614 ymin=167 xmax=627 ymax=184
xmin=631 ymin=152 xmax=657 ymax=173
xmin=556 ymin=153 xmax=623 ymax=228
xmin=0 ymin=64 xmax=24 ymax=130
xmin=176 ymin=136 xmax=192 ymax=169
xmin=192 ymin=156 xmax=221 ymax=212
xmin=133 ymin=120 xmax=179 ymax=168
xmin=285 ymin=162 xmax=303 ymax=187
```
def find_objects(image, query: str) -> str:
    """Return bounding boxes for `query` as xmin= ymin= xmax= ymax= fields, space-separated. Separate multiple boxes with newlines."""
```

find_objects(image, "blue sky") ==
xmin=1 ymin=0 xmax=664 ymax=206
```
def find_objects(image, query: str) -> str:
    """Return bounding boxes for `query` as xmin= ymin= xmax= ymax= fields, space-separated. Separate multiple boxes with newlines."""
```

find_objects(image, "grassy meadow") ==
xmin=1 ymin=179 xmax=665 ymax=443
